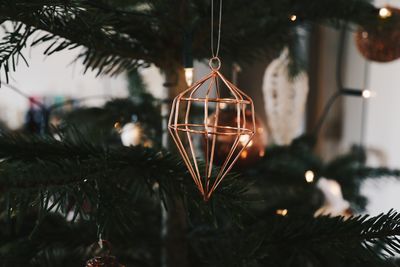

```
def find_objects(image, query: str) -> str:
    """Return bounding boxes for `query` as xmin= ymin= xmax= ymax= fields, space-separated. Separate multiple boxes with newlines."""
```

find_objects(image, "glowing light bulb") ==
xmin=305 ymin=170 xmax=315 ymax=183
xmin=289 ymin=14 xmax=297 ymax=21
xmin=379 ymin=7 xmax=392 ymax=19
xmin=362 ymin=89 xmax=372 ymax=99
xmin=219 ymin=103 xmax=228 ymax=109
xmin=239 ymin=135 xmax=253 ymax=147
xmin=276 ymin=209 xmax=288 ymax=216
xmin=114 ymin=121 xmax=122 ymax=131
xmin=184 ymin=67 xmax=194 ymax=86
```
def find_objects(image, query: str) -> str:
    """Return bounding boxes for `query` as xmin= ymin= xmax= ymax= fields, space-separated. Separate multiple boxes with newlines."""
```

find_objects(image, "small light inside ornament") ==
xmin=184 ymin=67 xmax=194 ymax=86
xmin=239 ymin=135 xmax=253 ymax=147
xmin=362 ymin=89 xmax=372 ymax=99
xmin=276 ymin=209 xmax=288 ymax=216
xmin=241 ymin=150 xmax=248 ymax=159
xmin=379 ymin=7 xmax=392 ymax=19
xmin=219 ymin=102 xmax=228 ymax=109
xmin=259 ymin=150 xmax=265 ymax=157
xmin=84 ymin=179 xmax=88 ymax=183
xmin=305 ymin=170 xmax=315 ymax=183
xmin=289 ymin=14 xmax=297 ymax=22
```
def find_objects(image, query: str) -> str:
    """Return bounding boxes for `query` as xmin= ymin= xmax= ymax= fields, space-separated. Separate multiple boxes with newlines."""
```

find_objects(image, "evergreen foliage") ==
xmin=0 ymin=125 xmax=400 ymax=266
xmin=0 ymin=0 xmax=383 ymax=79
xmin=1 ymin=1 xmax=400 ymax=266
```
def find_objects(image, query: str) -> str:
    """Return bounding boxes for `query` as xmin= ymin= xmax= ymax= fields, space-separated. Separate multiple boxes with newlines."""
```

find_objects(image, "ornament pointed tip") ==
xmin=203 ymin=194 xmax=211 ymax=202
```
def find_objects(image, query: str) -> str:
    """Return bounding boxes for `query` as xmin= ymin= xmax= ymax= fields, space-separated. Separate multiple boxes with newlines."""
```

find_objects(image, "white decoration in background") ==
xmin=315 ymin=178 xmax=350 ymax=217
xmin=121 ymin=122 xmax=143 ymax=147
xmin=262 ymin=48 xmax=309 ymax=145
xmin=139 ymin=64 xmax=166 ymax=99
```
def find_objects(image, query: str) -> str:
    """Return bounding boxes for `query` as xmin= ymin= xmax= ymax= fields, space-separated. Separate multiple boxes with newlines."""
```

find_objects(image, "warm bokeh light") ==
xmin=305 ymin=170 xmax=315 ymax=183
xmin=379 ymin=7 xmax=392 ymax=19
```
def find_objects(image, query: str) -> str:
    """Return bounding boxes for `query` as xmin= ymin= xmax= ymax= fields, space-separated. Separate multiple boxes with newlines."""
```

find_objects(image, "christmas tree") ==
xmin=1 ymin=1 xmax=400 ymax=266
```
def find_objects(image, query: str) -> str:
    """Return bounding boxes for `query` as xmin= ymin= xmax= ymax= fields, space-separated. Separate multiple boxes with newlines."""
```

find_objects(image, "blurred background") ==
xmin=0 ymin=0 xmax=400 ymax=217
xmin=0 ymin=5 xmax=400 ymax=219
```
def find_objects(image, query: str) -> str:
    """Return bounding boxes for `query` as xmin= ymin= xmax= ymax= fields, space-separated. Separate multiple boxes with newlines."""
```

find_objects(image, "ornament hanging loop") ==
xmin=209 ymin=57 xmax=221 ymax=70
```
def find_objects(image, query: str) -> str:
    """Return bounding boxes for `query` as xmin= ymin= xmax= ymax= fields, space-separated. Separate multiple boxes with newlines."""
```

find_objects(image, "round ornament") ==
xmin=117 ymin=122 xmax=153 ymax=148
xmin=262 ymin=48 xmax=309 ymax=145
xmin=120 ymin=122 xmax=143 ymax=147
xmin=206 ymin=109 xmax=267 ymax=169
xmin=86 ymin=256 xmax=125 ymax=267
xmin=86 ymin=240 xmax=125 ymax=267
xmin=355 ymin=6 xmax=400 ymax=62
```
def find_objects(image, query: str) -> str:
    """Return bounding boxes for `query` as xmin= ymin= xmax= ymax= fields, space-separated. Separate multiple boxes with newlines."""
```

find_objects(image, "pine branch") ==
xmin=0 ymin=0 xmax=156 ymax=76
xmin=0 ymin=22 xmax=33 ymax=84
xmin=0 ymin=132 xmax=250 ymax=231
xmin=322 ymin=146 xmax=400 ymax=211
xmin=191 ymin=211 xmax=400 ymax=267
xmin=249 ymin=136 xmax=400 ymax=213
xmin=0 ymin=0 xmax=383 ymax=79
xmin=3 ymin=190 xmax=400 ymax=266
xmin=1 ymin=134 xmax=400 ymax=265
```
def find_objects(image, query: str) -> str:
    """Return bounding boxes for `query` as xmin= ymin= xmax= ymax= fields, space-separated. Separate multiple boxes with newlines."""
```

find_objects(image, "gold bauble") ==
xmin=355 ymin=6 xmax=400 ymax=62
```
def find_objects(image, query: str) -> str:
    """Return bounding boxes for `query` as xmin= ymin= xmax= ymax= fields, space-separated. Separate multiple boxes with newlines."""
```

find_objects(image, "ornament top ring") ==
xmin=168 ymin=59 xmax=256 ymax=201
xmin=209 ymin=56 xmax=221 ymax=70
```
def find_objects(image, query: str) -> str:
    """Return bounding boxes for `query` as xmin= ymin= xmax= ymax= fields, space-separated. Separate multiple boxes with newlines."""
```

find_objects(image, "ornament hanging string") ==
xmin=210 ymin=0 xmax=223 ymax=69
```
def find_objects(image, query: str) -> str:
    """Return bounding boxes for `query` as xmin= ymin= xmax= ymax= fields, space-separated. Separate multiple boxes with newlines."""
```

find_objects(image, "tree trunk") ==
xmin=160 ymin=65 xmax=188 ymax=267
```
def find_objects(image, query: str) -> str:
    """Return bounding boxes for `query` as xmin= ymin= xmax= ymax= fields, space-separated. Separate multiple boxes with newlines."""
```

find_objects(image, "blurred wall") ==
xmin=0 ymin=31 xmax=128 ymax=130
xmin=341 ymin=0 xmax=400 ymax=214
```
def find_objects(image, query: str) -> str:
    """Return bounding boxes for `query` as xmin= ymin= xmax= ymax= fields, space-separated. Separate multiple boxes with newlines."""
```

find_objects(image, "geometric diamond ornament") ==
xmin=168 ymin=58 xmax=256 ymax=201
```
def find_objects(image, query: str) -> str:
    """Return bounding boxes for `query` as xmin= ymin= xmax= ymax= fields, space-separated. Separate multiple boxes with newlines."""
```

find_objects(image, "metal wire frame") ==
xmin=168 ymin=68 xmax=256 ymax=201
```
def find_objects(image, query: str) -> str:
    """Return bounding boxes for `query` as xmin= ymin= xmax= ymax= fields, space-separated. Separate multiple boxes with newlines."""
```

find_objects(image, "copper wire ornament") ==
xmin=168 ymin=57 xmax=256 ymax=200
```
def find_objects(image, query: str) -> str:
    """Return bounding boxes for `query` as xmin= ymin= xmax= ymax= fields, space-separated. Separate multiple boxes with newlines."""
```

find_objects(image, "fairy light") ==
xmin=114 ymin=121 xmax=122 ymax=131
xmin=379 ymin=7 xmax=392 ymax=19
xmin=362 ymin=89 xmax=372 ymax=99
xmin=276 ymin=209 xmax=288 ymax=216
xmin=305 ymin=170 xmax=315 ymax=183
xmin=239 ymin=135 xmax=253 ymax=147
xmin=219 ymin=102 xmax=228 ymax=109
xmin=342 ymin=88 xmax=375 ymax=98
xmin=289 ymin=14 xmax=297 ymax=21
xmin=184 ymin=67 xmax=194 ymax=86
